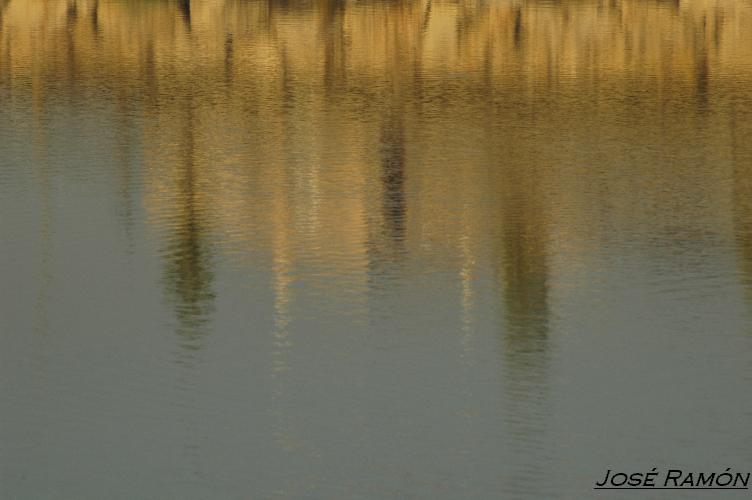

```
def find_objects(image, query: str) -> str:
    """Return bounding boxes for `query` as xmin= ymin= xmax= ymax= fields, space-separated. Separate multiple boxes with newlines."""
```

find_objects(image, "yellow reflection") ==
xmin=4 ymin=0 xmax=751 ymax=96
xmin=5 ymin=0 xmax=752 ymax=328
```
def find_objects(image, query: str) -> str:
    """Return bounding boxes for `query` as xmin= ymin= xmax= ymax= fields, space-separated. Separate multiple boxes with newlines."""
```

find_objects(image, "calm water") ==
xmin=2 ymin=0 xmax=752 ymax=498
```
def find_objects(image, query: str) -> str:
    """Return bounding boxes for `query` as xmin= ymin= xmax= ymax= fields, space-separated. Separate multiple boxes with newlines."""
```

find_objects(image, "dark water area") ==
xmin=2 ymin=0 xmax=752 ymax=498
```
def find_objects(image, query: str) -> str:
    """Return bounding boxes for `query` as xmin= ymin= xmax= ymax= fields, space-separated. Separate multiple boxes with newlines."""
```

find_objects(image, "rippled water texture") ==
xmin=2 ymin=0 xmax=752 ymax=498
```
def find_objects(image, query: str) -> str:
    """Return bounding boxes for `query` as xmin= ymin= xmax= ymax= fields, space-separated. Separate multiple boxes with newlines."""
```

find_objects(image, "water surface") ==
xmin=2 ymin=0 xmax=752 ymax=498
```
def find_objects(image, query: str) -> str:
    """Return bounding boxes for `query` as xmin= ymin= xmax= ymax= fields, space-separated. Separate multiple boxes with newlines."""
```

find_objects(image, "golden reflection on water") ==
xmin=4 ymin=0 xmax=752 ymax=497
xmin=4 ymin=0 xmax=752 ymax=86
xmin=4 ymin=0 xmax=752 ymax=400
xmin=3 ymin=7 xmax=752 ymax=330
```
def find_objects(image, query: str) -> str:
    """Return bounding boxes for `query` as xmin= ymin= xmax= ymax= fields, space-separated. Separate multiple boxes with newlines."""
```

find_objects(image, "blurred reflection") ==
xmin=4 ymin=0 xmax=752 ymax=497
xmin=3 ymin=0 xmax=750 ymax=107
xmin=320 ymin=0 xmax=346 ymax=92
xmin=65 ymin=0 xmax=77 ymax=23
xmin=0 ymin=0 xmax=10 ymax=25
xmin=156 ymin=93 xmax=215 ymax=486
xmin=498 ymin=177 xmax=550 ymax=349
xmin=178 ymin=0 xmax=191 ymax=28
xmin=90 ymin=0 xmax=98 ymax=34
xmin=161 ymin=95 xmax=215 ymax=350
xmin=4 ymin=0 xmax=751 ymax=383
xmin=695 ymin=49 xmax=709 ymax=111
xmin=223 ymin=33 xmax=233 ymax=85
xmin=494 ymin=155 xmax=552 ymax=494
xmin=379 ymin=112 xmax=407 ymax=256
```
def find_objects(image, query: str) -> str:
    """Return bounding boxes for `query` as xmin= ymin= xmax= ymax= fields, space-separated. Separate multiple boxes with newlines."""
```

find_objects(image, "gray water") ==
xmin=2 ymin=0 xmax=752 ymax=498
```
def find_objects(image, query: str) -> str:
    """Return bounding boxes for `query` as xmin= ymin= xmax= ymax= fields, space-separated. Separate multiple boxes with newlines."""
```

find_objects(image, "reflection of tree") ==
xmin=320 ymin=0 xmax=346 ymax=92
xmin=66 ymin=0 xmax=77 ymax=22
xmin=493 ymin=161 xmax=552 ymax=495
xmin=513 ymin=7 xmax=522 ymax=47
xmin=496 ymin=180 xmax=550 ymax=397
xmin=223 ymin=33 xmax=233 ymax=85
xmin=694 ymin=21 xmax=710 ymax=111
xmin=155 ymin=94 xmax=215 ymax=486
xmin=91 ymin=0 xmax=98 ymax=33
xmin=161 ymin=96 xmax=215 ymax=349
xmin=499 ymin=190 xmax=549 ymax=345
xmin=0 ymin=0 xmax=11 ymax=25
xmin=492 ymin=133 xmax=550 ymax=351
xmin=380 ymin=113 xmax=406 ymax=251
xmin=366 ymin=110 xmax=407 ymax=284
xmin=177 ymin=0 xmax=190 ymax=29
xmin=65 ymin=0 xmax=78 ymax=86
